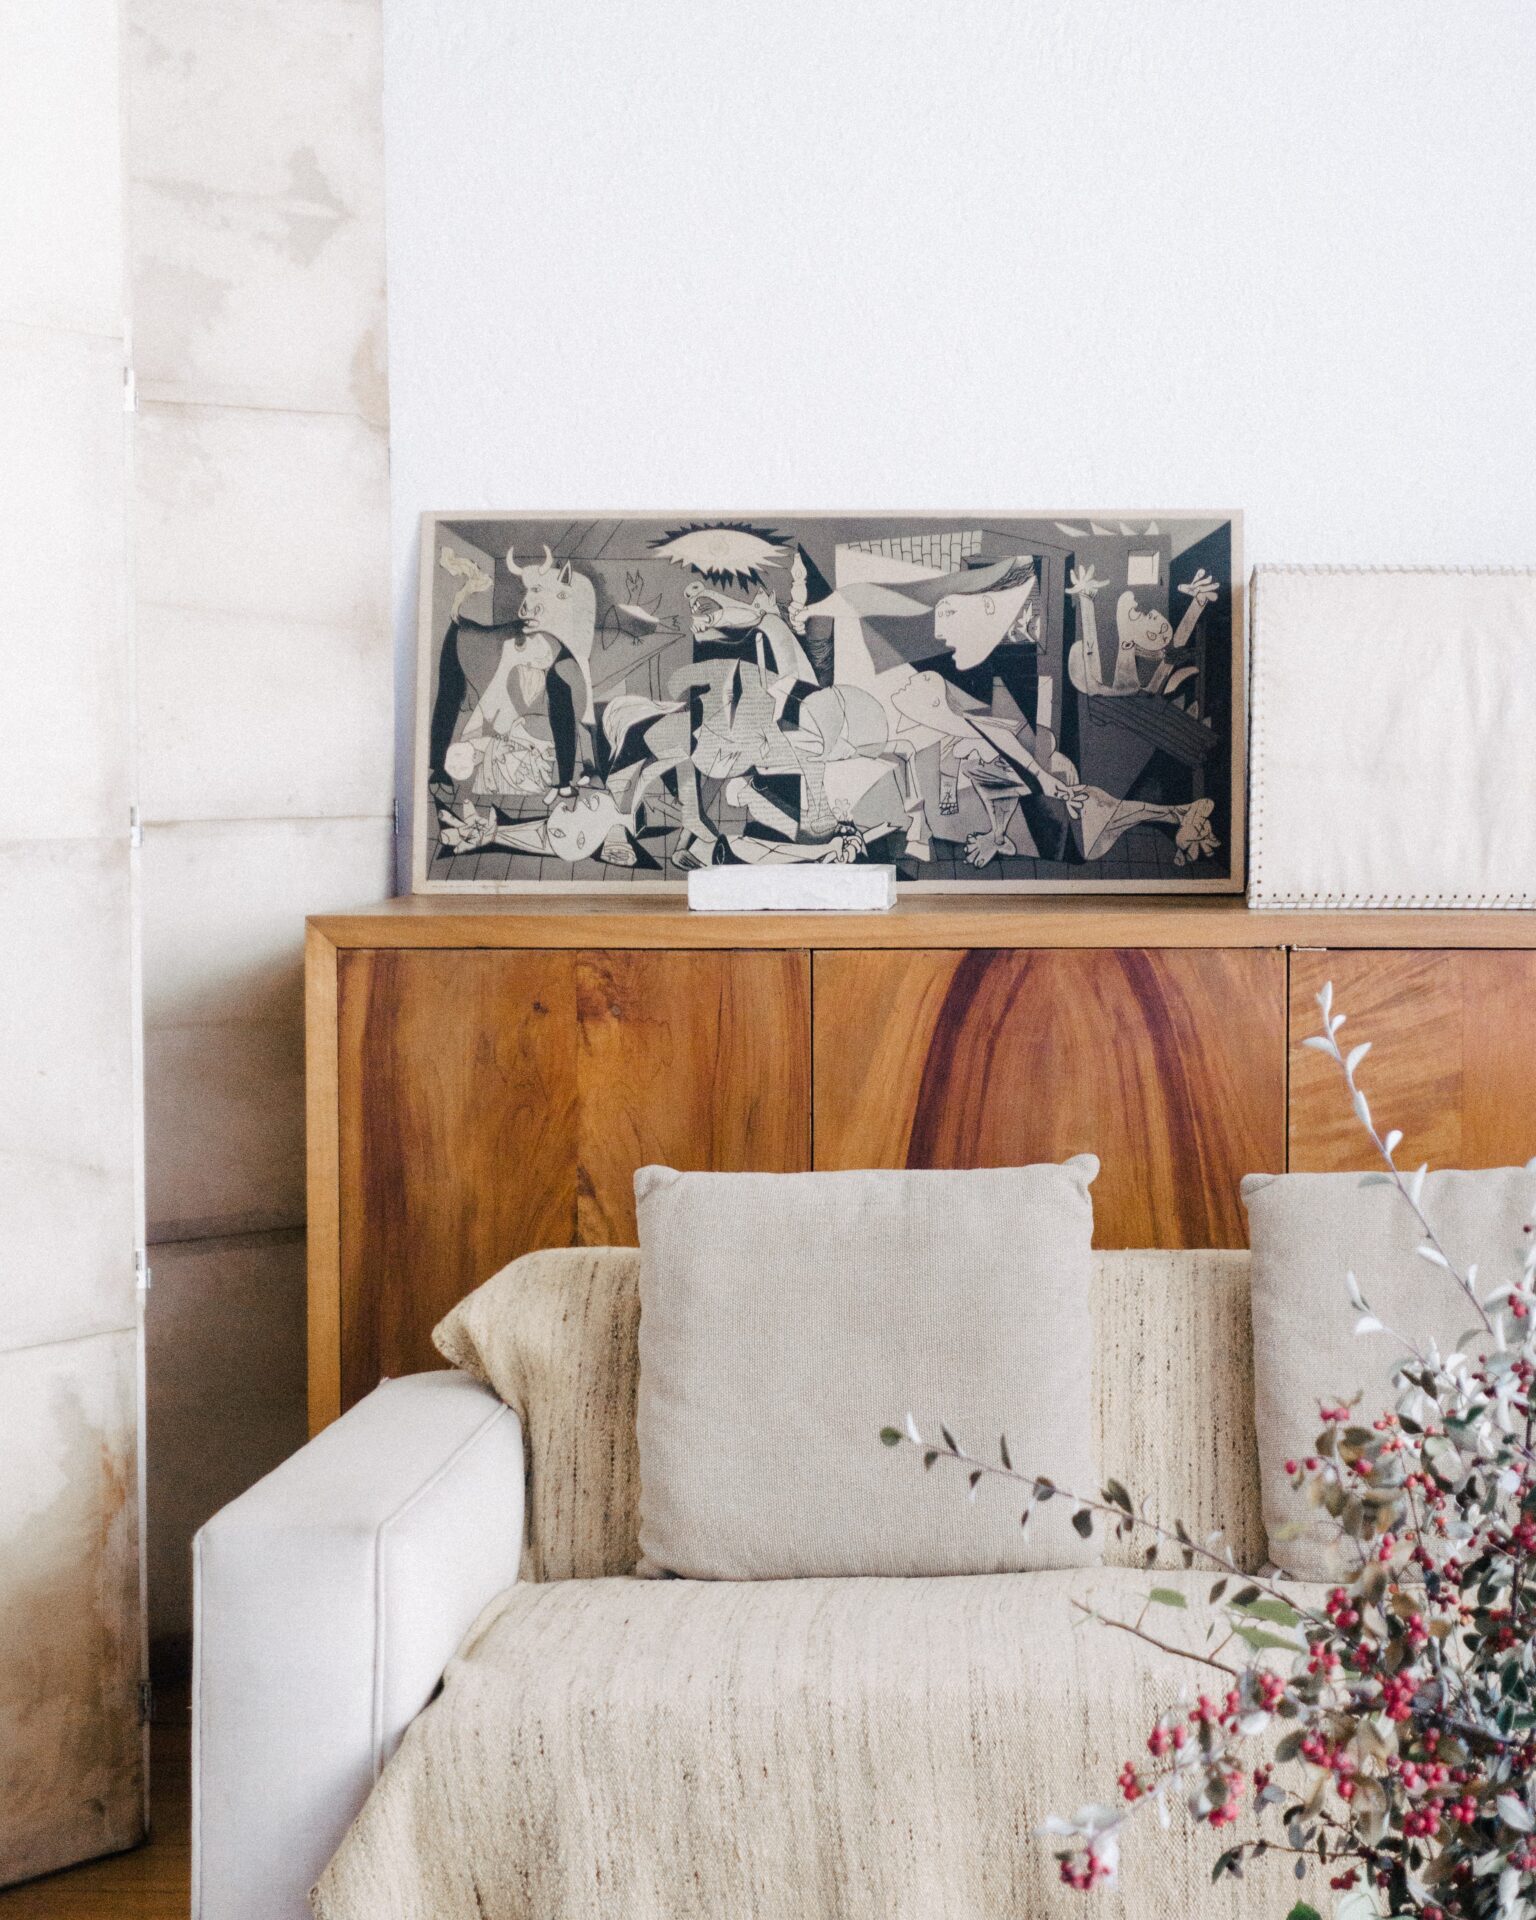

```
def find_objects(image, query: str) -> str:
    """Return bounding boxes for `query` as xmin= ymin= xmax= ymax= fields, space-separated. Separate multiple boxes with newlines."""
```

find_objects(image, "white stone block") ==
xmin=0 ymin=0 xmax=125 ymax=336
xmin=687 ymin=865 xmax=896 ymax=913
xmin=0 ymin=841 xmax=138 ymax=1352
xmin=0 ymin=1328 xmax=144 ymax=1883
xmin=0 ymin=325 xmax=131 ymax=843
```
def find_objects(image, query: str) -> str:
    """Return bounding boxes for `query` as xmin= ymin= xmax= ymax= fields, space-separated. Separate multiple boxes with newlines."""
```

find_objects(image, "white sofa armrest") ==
xmin=192 ymin=1371 xmax=524 ymax=1920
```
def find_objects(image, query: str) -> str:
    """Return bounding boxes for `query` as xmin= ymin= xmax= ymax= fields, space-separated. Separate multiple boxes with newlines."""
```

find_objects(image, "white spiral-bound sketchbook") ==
xmin=1248 ymin=566 xmax=1536 ymax=909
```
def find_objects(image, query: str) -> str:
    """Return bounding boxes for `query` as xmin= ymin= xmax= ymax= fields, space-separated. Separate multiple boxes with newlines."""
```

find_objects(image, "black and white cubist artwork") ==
xmin=412 ymin=512 xmax=1244 ymax=892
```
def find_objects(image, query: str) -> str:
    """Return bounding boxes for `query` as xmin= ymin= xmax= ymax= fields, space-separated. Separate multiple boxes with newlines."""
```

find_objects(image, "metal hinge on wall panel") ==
xmin=135 ymin=1250 xmax=151 ymax=1292
xmin=123 ymin=366 xmax=137 ymax=414
xmin=129 ymin=805 xmax=143 ymax=848
xmin=138 ymin=1679 xmax=154 ymax=1725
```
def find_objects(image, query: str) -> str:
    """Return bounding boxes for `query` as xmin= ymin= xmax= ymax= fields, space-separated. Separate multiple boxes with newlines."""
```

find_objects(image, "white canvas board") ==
xmin=1249 ymin=566 xmax=1536 ymax=908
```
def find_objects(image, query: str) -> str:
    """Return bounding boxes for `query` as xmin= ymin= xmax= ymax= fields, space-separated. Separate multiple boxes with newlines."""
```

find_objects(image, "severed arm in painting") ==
xmin=1064 ymin=564 xmax=1126 ymax=694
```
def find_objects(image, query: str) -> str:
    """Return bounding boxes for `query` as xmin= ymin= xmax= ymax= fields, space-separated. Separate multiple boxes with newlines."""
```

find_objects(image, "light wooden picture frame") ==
xmin=411 ymin=510 xmax=1244 ymax=894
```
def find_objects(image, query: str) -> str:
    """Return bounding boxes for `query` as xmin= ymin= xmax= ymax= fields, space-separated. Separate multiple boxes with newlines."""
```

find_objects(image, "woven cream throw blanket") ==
xmin=312 ymin=1566 xmax=1307 ymax=1920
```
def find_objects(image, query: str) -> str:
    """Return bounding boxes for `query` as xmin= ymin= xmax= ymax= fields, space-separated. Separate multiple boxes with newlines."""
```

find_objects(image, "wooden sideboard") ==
xmin=306 ymin=898 xmax=1536 ymax=1430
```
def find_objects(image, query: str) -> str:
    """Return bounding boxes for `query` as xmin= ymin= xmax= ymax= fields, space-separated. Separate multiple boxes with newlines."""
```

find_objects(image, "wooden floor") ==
xmin=0 ymin=1698 xmax=189 ymax=1919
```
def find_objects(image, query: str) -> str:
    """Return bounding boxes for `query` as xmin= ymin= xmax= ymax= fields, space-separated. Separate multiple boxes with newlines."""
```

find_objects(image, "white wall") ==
xmin=382 ymin=0 xmax=1536 ymax=811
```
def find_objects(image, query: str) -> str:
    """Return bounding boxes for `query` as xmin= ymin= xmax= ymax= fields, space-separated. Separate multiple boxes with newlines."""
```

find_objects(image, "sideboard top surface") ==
xmin=307 ymin=896 xmax=1536 ymax=952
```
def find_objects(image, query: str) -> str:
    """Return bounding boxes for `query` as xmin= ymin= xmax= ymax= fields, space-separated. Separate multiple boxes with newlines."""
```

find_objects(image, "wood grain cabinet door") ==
xmin=335 ymin=947 xmax=810 ymax=1405
xmin=572 ymin=949 xmax=812 ymax=1243
xmin=337 ymin=948 xmax=578 ymax=1407
xmin=812 ymin=948 xmax=1287 ymax=1248
xmin=1290 ymin=950 xmax=1536 ymax=1172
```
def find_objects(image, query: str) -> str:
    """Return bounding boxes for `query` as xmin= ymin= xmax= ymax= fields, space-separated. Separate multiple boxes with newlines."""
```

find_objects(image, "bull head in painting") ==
xmin=506 ymin=543 xmax=597 ymax=722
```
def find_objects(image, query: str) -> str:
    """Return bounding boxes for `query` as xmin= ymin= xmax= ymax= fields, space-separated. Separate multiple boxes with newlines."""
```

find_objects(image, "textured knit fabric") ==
xmin=1244 ymin=1167 xmax=1536 ymax=1577
xmin=434 ymin=1247 xmax=642 ymax=1582
xmin=434 ymin=1244 xmax=1266 ymax=1584
xmin=632 ymin=1160 xmax=1102 ymax=1577
xmin=311 ymin=1566 xmax=1317 ymax=1920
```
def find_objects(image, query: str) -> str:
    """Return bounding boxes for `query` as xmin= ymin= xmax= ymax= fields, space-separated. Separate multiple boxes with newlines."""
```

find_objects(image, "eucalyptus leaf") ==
xmin=1231 ymin=1596 xmax=1300 ymax=1628
xmin=1234 ymin=1625 xmax=1304 ymax=1654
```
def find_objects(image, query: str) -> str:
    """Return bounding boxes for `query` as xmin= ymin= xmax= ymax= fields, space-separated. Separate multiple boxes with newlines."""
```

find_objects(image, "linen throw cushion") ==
xmin=633 ymin=1158 xmax=1102 ymax=1580
xmin=1244 ymin=1168 xmax=1536 ymax=1578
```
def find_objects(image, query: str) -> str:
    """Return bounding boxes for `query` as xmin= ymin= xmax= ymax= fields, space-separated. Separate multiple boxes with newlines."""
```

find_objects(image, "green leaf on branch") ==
xmin=1285 ymin=1906 xmax=1322 ymax=1920
xmin=1148 ymin=1587 xmax=1189 ymax=1609
xmin=1071 ymin=1509 xmax=1094 ymax=1539
xmin=879 ymin=1427 xmax=902 ymax=1446
xmin=1234 ymin=1625 xmax=1305 ymax=1654
xmin=1231 ymin=1595 xmax=1301 ymax=1628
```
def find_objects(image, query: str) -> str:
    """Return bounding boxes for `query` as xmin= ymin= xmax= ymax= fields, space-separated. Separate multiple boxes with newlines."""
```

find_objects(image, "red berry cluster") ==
xmin=1053 ymin=1326 xmax=1536 ymax=1910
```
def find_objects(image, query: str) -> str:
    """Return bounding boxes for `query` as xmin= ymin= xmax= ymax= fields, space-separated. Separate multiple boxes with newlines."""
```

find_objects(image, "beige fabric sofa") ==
xmin=196 ymin=1247 xmax=1305 ymax=1920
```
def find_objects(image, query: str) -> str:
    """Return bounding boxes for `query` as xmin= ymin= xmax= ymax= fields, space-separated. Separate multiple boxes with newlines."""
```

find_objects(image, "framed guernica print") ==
xmin=412 ymin=511 xmax=1244 ymax=893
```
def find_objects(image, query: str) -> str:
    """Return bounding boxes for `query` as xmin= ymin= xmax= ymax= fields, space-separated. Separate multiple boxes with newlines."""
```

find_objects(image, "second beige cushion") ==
xmin=634 ymin=1159 xmax=1102 ymax=1580
xmin=1245 ymin=1167 xmax=1536 ymax=1578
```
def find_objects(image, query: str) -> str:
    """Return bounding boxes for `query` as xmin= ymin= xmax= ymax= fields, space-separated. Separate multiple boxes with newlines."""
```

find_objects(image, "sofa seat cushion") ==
xmin=314 ymin=1568 xmax=1317 ymax=1920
